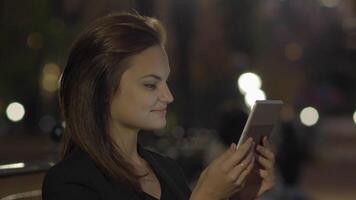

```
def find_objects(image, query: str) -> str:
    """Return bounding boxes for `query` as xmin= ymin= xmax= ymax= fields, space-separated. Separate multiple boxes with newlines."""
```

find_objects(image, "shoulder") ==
xmin=42 ymin=149 xmax=106 ymax=199
xmin=44 ymin=149 xmax=100 ymax=184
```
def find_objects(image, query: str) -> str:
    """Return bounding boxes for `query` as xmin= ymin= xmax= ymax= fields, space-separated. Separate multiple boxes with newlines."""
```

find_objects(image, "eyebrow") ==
xmin=140 ymin=74 xmax=169 ymax=81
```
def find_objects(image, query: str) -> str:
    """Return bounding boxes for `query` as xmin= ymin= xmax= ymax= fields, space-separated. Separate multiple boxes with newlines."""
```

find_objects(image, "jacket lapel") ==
xmin=139 ymin=147 xmax=187 ymax=200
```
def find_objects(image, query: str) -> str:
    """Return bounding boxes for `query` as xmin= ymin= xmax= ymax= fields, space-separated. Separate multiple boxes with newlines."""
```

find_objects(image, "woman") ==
xmin=42 ymin=11 xmax=275 ymax=200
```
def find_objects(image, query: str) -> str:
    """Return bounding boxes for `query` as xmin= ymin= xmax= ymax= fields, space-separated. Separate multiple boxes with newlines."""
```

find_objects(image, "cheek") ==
xmin=109 ymin=88 xmax=166 ymax=130
xmin=127 ymin=88 xmax=157 ymax=112
xmin=111 ymin=88 xmax=157 ymax=120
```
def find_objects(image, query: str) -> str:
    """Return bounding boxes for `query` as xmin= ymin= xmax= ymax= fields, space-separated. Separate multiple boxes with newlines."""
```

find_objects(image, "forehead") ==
xmin=124 ymin=45 xmax=170 ymax=79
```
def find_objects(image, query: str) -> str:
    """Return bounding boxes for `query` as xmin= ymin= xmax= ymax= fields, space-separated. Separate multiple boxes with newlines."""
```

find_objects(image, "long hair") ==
xmin=59 ymin=11 xmax=166 ymax=191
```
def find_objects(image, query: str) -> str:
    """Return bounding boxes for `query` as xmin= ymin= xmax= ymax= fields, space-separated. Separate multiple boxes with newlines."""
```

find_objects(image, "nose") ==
xmin=159 ymin=83 xmax=174 ymax=104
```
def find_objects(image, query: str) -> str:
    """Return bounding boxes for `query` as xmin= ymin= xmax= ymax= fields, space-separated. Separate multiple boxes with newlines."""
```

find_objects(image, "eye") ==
xmin=144 ymin=83 xmax=157 ymax=90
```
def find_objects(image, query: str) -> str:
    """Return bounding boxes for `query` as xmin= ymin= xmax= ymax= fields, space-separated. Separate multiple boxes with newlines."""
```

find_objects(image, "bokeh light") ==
xmin=61 ymin=121 xmax=66 ymax=128
xmin=300 ymin=107 xmax=319 ymax=126
xmin=237 ymin=72 xmax=262 ymax=95
xmin=27 ymin=32 xmax=43 ymax=50
xmin=6 ymin=102 xmax=25 ymax=122
xmin=41 ymin=63 xmax=61 ymax=92
xmin=319 ymin=0 xmax=340 ymax=8
xmin=353 ymin=111 xmax=356 ymax=124
xmin=0 ymin=162 xmax=25 ymax=170
xmin=244 ymin=89 xmax=266 ymax=108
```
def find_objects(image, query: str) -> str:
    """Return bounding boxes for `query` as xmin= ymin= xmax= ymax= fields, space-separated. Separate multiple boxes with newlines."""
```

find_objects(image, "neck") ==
xmin=109 ymin=122 xmax=140 ymax=160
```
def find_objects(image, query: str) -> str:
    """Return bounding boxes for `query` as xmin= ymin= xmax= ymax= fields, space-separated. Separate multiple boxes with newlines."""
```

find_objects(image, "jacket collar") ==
xmin=138 ymin=145 xmax=186 ymax=200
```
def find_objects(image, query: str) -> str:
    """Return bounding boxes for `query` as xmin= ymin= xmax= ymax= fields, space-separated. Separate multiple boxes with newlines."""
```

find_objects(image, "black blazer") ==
xmin=42 ymin=146 xmax=191 ymax=200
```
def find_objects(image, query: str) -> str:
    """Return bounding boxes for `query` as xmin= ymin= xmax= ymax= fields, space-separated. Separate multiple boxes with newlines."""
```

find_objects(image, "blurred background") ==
xmin=0 ymin=0 xmax=355 ymax=199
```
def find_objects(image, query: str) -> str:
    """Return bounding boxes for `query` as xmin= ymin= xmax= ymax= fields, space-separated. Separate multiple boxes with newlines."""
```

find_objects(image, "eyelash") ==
xmin=144 ymin=84 xmax=157 ymax=90
xmin=144 ymin=81 xmax=170 ymax=90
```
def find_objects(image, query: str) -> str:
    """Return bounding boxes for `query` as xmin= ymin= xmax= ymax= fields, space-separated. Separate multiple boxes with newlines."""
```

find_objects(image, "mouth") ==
xmin=152 ymin=109 xmax=166 ymax=112
xmin=151 ymin=109 xmax=167 ymax=116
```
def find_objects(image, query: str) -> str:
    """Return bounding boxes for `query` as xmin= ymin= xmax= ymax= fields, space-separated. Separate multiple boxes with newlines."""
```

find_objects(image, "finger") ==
xmin=263 ymin=136 xmax=272 ymax=149
xmin=256 ymin=154 xmax=273 ymax=169
xmin=224 ymin=138 xmax=254 ymax=170
xmin=259 ymin=169 xmax=276 ymax=183
xmin=256 ymin=144 xmax=275 ymax=161
xmin=236 ymin=137 xmax=254 ymax=151
xmin=234 ymin=156 xmax=255 ymax=186
xmin=259 ymin=169 xmax=269 ymax=178
xmin=229 ymin=151 xmax=254 ymax=178
xmin=231 ymin=180 xmax=246 ymax=194
xmin=215 ymin=143 xmax=236 ymax=164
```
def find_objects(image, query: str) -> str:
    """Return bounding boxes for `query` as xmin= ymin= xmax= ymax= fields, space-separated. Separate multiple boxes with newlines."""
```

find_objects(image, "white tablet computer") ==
xmin=237 ymin=100 xmax=283 ymax=148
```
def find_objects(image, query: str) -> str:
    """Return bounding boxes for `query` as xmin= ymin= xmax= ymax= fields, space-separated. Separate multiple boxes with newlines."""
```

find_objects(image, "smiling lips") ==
xmin=151 ymin=108 xmax=167 ymax=117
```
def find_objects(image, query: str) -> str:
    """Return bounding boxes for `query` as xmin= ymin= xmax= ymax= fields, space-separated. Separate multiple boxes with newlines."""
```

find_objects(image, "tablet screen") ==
xmin=237 ymin=100 xmax=283 ymax=147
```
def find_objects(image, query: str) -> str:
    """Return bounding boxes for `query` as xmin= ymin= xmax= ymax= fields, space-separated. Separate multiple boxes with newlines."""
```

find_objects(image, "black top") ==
xmin=42 ymin=146 xmax=191 ymax=200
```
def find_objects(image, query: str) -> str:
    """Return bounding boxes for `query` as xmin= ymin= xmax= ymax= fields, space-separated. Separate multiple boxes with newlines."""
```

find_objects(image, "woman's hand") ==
xmin=256 ymin=137 xmax=276 ymax=196
xmin=237 ymin=136 xmax=276 ymax=199
xmin=190 ymin=138 xmax=255 ymax=200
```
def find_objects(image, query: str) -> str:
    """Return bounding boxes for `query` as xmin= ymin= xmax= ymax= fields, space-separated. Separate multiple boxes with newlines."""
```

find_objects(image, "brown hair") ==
xmin=59 ymin=11 xmax=166 ymax=191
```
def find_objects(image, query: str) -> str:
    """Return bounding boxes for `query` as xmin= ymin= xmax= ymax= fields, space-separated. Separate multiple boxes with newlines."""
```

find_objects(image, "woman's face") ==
xmin=110 ymin=45 xmax=174 ymax=131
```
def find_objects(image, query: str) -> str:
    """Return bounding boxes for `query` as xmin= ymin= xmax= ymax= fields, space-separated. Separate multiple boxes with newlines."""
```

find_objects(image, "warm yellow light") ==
xmin=41 ymin=63 xmax=61 ymax=92
xmin=300 ymin=107 xmax=319 ymax=126
xmin=285 ymin=43 xmax=303 ymax=61
xmin=27 ymin=32 xmax=43 ymax=50
xmin=237 ymin=72 xmax=262 ymax=95
xmin=43 ymin=63 xmax=60 ymax=75
xmin=244 ymin=89 xmax=266 ymax=108
xmin=6 ymin=102 xmax=25 ymax=122
xmin=353 ymin=111 xmax=356 ymax=124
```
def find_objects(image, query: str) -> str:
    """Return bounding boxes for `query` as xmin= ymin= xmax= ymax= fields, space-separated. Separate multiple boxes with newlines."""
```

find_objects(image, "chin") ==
xmin=145 ymin=120 xmax=166 ymax=130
